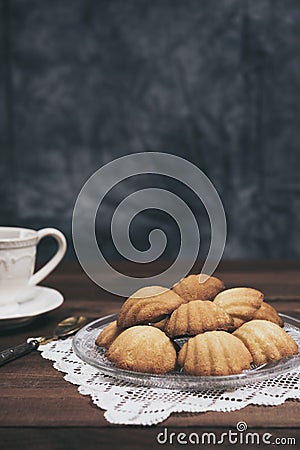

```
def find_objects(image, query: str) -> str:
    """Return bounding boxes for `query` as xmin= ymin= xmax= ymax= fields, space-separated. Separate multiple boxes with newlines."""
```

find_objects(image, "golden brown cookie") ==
xmin=165 ymin=300 xmax=233 ymax=337
xmin=117 ymin=286 xmax=186 ymax=329
xmin=95 ymin=321 xmax=122 ymax=349
xmin=252 ymin=302 xmax=284 ymax=327
xmin=178 ymin=331 xmax=252 ymax=376
xmin=233 ymin=320 xmax=298 ymax=365
xmin=173 ymin=274 xmax=225 ymax=302
xmin=213 ymin=287 xmax=264 ymax=328
xmin=106 ymin=325 xmax=177 ymax=374
xmin=151 ymin=317 xmax=169 ymax=331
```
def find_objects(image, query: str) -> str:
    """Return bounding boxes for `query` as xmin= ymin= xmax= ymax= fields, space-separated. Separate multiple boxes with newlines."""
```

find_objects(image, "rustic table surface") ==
xmin=1 ymin=260 xmax=300 ymax=450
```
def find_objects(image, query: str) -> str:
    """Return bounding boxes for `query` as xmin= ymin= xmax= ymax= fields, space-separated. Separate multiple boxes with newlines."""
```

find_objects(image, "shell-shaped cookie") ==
xmin=213 ymin=287 xmax=264 ymax=328
xmin=233 ymin=320 xmax=298 ymax=365
xmin=117 ymin=286 xmax=186 ymax=329
xmin=178 ymin=331 xmax=252 ymax=376
xmin=165 ymin=300 xmax=233 ymax=337
xmin=173 ymin=274 xmax=225 ymax=302
xmin=106 ymin=326 xmax=177 ymax=374
xmin=151 ymin=317 xmax=169 ymax=331
xmin=95 ymin=321 xmax=122 ymax=349
xmin=252 ymin=302 xmax=284 ymax=327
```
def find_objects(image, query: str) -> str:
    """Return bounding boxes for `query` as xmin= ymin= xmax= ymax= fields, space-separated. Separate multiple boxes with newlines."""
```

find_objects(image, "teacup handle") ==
xmin=29 ymin=228 xmax=67 ymax=286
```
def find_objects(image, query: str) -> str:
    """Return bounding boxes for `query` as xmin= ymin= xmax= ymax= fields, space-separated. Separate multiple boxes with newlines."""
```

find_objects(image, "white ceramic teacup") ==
xmin=0 ymin=227 xmax=67 ymax=306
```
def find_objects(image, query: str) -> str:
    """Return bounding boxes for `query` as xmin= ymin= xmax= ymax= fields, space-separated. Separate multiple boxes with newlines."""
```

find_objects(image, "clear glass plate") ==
xmin=72 ymin=313 xmax=300 ymax=390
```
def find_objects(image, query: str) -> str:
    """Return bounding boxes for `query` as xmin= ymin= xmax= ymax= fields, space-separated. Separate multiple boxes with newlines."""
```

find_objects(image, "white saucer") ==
xmin=0 ymin=286 xmax=64 ymax=327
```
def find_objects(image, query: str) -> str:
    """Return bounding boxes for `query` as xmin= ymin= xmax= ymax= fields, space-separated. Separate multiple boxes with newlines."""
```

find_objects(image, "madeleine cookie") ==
xmin=117 ymin=286 xmax=186 ymax=329
xmin=165 ymin=300 xmax=233 ymax=338
xmin=178 ymin=331 xmax=252 ymax=376
xmin=151 ymin=317 xmax=169 ymax=331
xmin=173 ymin=274 xmax=225 ymax=302
xmin=252 ymin=302 xmax=284 ymax=327
xmin=106 ymin=326 xmax=177 ymax=374
xmin=213 ymin=287 xmax=263 ymax=328
xmin=95 ymin=321 xmax=122 ymax=349
xmin=233 ymin=320 xmax=298 ymax=365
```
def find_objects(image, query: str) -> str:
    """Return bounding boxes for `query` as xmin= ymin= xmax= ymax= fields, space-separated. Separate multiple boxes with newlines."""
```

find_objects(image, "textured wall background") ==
xmin=1 ymin=0 xmax=300 ymax=260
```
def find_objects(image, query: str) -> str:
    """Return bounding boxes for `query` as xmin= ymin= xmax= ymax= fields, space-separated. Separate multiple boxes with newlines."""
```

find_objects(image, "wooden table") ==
xmin=1 ymin=261 xmax=300 ymax=450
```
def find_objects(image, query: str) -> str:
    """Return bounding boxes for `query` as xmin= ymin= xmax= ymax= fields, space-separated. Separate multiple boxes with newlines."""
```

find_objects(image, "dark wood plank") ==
xmin=1 ymin=427 xmax=300 ymax=450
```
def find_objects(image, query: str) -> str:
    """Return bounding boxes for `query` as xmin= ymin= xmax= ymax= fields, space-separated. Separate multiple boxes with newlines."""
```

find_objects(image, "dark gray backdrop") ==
xmin=1 ymin=0 xmax=300 ymax=260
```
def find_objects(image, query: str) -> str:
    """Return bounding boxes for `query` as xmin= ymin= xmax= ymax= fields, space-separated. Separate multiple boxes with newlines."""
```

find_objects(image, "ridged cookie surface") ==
xmin=173 ymin=274 xmax=225 ymax=302
xmin=95 ymin=321 xmax=122 ymax=349
xmin=252 ymin=302 xmax=284 ymax=327
xmin=117 ymin=286 xmax=186 ymax=329
xmin=165 ymin=300 xmax=233 ymax=337
xmin=213 ymin=287 xmax=263 ymax=328
xmin=178 ymin=331 xmax=252 ymax=376
xmin=151 ymin=317 xmax=169 ymax=331
xmin=233 ymin=320 xmax=298 ymax=365
xmin=106 ymin=326 xmax=177 ymax=374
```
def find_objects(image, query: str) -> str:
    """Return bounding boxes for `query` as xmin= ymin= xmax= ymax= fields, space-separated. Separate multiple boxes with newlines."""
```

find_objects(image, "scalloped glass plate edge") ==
xmin=72 ymin=313 xmax=300 ymax=391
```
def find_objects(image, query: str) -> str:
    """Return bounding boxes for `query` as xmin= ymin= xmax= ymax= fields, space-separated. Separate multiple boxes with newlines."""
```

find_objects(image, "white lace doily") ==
xmin=38 ymin=335 xmax=300 ymax=426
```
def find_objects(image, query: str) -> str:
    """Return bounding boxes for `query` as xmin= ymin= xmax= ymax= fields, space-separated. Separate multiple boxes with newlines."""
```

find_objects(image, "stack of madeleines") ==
xmin=95 ymin=274 xmax=299 ymax=376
